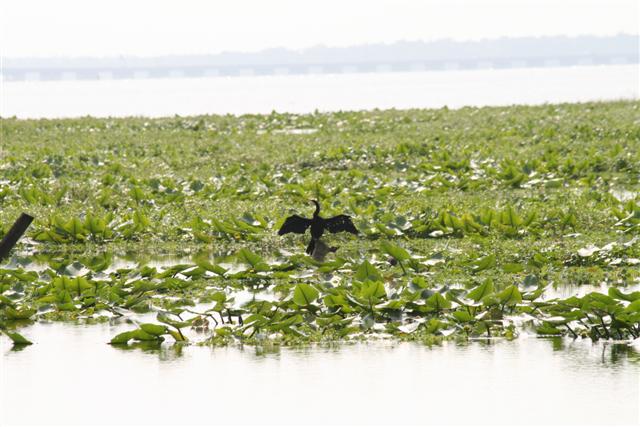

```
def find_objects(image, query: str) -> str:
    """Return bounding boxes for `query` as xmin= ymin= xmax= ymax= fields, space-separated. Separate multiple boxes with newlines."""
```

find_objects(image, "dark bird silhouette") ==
xmin=278 ymin=200 xmax=359 ymax=255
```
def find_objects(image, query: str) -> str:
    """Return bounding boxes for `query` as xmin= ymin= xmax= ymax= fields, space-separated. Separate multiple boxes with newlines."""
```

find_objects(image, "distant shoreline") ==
xmin=3 ymin=34 xmax=637 ymax=82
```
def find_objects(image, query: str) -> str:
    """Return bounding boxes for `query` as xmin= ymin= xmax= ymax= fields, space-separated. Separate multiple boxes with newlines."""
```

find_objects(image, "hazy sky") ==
xmin=1 ymin=0 xmax=638 ymax=57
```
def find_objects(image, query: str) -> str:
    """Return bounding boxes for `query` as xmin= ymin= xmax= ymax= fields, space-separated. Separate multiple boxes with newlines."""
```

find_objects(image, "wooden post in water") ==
xmin=0 ymin=213 xmax=34 ymax=261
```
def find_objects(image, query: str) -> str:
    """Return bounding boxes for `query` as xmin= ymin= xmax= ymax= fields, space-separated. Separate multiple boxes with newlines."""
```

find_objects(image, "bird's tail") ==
xmin=306 ymin=239 xmax=316 ymax=255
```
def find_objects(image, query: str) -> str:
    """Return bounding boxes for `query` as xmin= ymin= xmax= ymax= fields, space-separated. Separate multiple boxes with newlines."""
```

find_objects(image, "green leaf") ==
xmin=530 ymin=253 xmax=547 ymax=268
xmin=359 ymin=281 xmax=387 ymax=300
xmin=452 ymin=310 xmax=473 ymax=322
xmin=608 ymin=287 xmax=640 ymax=302
xmin=65 ymin=217 xmax=87 ymax=239
xmin=194 ymin=258 xmax=227 ymax=276
xmin=0 ymin=295 xmax=16 ymax=308
xmin=380 ymin=241 xmax=410 ymax=262
xmin=323 ymin=294 xmax=349 ymax=309
xmin=5 ymin=307 xmax=37 ymax=320
xmin=467 ymin=279 xmax=495 ymax=302
xmin=293 ymin=283 xmax=319 ymax=306
xmin=585 ymin=292 xmax=617 ymax=307
xmin=130 ymin=186 xmax=146 ymax=202
xmin=109 ymin=331 xmax=134 ymax=345
xmin=4 ymin=330 xmax=33 ymax=345
xmin=470 ymin=254 xmax=496 ymax=273
xmin=157 ymin=313 xmax=192 ymax=329
xmin=498 ymin=285 xmax=522 ymax=306
xmin=237 ymin=248 xmax=269 ymax=271
xmin=354 ymin=260 xmax=382 ymax=282
xmin=139 ymin=323 xmax=168 ymax=336
xmin=133 ymin=210 xmax=150 ymax=229
xmin=131 ymin=329 xmax=164 ymax=342
xmin=503 ymin=263 xmax=524 ymax=273
xmin=523 ymin=286 xmax=546 ymax=301
xmin=193 ymin=231 xmax=213 ymax=243
xmin=502 ymin=205 xmax=522 ymax=228
xmin=624 ymin=299 xmax=640 ymax=313
xmin=425 ymin=318 xmax=444 ymax=334
xmin=425 ymin=292 xmax=451 ymax=312
xmin=411 ymin=276 xmax=428 ymax=289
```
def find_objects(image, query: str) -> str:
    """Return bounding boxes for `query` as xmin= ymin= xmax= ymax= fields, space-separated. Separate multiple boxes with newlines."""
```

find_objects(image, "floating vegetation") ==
xmin=1 ymin=100 xmax=639 ymax=348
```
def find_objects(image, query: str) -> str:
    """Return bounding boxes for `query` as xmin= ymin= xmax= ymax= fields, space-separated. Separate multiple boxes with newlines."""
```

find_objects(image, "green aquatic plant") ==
xmin=0 ymin=328 xmax=33 ymax=345
xmin=0 ymin=100 xmax=639 ymax=349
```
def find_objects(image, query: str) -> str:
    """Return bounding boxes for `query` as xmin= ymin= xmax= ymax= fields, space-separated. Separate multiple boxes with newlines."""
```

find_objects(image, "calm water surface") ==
xmin=1 ymin=321 xmax=638 ymax=425
xmin=2 ymin=65 xmax=638 ymax=119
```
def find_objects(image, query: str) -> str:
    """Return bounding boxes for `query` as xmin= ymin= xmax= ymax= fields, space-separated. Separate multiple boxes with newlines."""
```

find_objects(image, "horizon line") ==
xmin=4 ymin=33 xmax=638 ymax=60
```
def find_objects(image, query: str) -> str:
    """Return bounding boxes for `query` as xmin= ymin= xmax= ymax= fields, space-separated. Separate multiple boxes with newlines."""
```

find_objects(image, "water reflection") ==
xmin=100 ymin=331 xmax=640 ymax=368
xmin=2 ymin=321 xmax=639 ymax=425
xmin=111 ymin=341 xmax=187 ymax=361
xmin=3 ymin=248 xmax=254 ymax=275
xmin=7 ymin=343 xmax=30 ymax=353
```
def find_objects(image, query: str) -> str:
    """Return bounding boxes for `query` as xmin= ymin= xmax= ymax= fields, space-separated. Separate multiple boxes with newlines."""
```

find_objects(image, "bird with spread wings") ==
xmin=278 ymin=200 xmax=358 ymax=255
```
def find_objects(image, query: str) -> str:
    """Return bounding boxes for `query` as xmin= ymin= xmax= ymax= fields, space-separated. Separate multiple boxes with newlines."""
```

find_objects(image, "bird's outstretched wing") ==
xmin=278 ymin=215 xmax=312 ymax=235
xmin=325 ymin=215 xmax=359 ymax=235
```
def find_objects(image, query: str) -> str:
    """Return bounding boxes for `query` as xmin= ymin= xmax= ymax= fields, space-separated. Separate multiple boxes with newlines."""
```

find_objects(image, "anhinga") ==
xmin=278 ymin=200 xmax=359 ymax=255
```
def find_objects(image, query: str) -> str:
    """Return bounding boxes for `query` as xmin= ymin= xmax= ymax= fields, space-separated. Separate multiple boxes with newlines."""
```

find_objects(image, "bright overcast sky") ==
xmin=1 ymin=0 xmax=638 ymax=57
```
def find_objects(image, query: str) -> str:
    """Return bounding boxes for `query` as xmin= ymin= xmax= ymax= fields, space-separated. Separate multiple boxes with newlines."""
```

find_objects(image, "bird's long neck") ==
xmin=312 ymin=200 xmax=320 ymax=218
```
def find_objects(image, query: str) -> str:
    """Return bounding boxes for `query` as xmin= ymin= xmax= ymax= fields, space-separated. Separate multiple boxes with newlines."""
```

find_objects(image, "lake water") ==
xmin=1 ymin=65 xmax=638 ymax=119
xmin=1 ymin=321 xmax=639 ymax=425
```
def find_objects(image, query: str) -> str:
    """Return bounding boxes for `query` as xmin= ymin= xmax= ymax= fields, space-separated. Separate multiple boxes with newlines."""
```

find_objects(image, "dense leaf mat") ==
xmin=1 ymin=100 xmax=639 ymax=347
